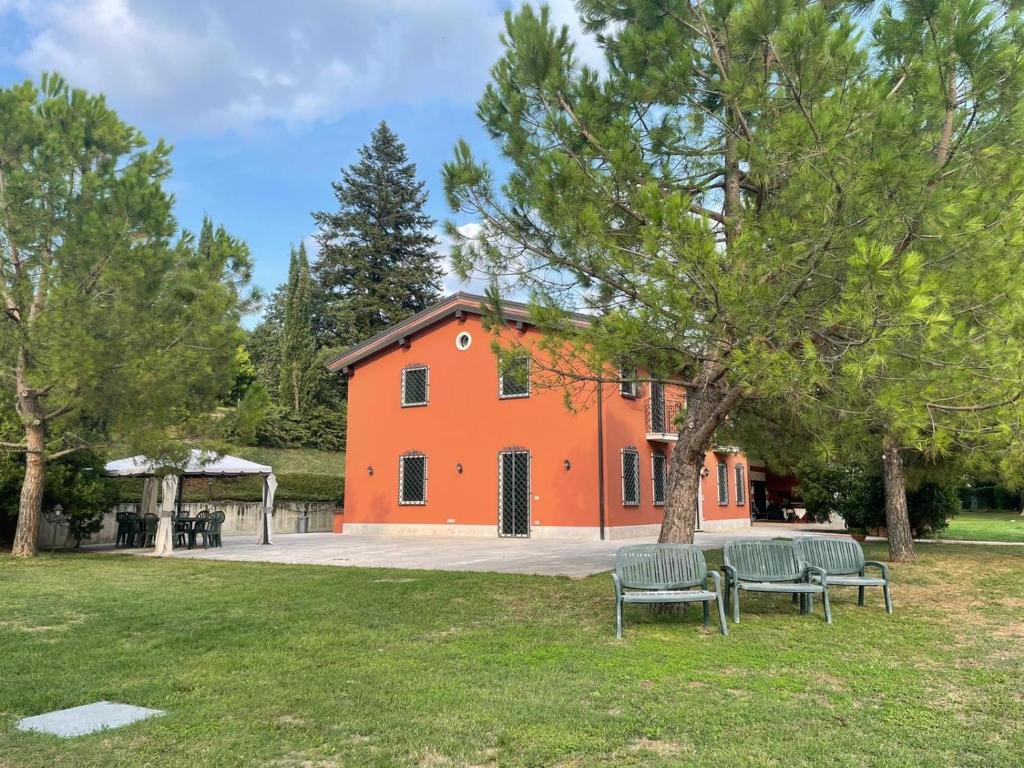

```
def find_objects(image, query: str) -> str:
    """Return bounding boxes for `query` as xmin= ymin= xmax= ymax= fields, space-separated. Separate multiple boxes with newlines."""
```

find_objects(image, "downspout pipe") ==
xmin=597 ymin=381 xmax=606 ymax=540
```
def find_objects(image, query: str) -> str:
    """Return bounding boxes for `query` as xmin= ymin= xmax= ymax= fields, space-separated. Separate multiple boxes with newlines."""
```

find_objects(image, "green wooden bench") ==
xmin=612 ymin=544 xmax=728 ymax=638
xmin=796 ymin=535 xmax=892 ymax=614
xmin=722 ymin=539 xmax=832 ymax=624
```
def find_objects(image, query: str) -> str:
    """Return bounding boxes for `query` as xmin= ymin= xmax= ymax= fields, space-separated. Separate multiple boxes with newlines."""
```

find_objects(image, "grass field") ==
xmin=1 ymin=544 xmax=1022 ymax=767
xmin=227 ymin=445 xmax=344 ymax=476
xmin=940 ymin=510 xmax=1024 ymax=543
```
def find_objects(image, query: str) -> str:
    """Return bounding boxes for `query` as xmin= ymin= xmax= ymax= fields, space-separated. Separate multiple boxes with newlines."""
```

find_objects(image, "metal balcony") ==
xmin=646 ymin=398 xmax=684 ymax=441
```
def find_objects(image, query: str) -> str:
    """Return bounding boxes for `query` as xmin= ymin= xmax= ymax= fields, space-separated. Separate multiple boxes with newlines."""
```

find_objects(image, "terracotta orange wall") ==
xmin=600 ymin=381 xmax=750 ymax=527
xmin=343 ymin=314 xmax=600 ymax=530
xmin=702 ymin=450 xmax=749 ymax=522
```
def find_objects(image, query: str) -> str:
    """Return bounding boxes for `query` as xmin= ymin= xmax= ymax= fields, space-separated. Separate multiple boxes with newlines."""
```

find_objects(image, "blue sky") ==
xmin=0 ymin=0 xmax=602 ymax=317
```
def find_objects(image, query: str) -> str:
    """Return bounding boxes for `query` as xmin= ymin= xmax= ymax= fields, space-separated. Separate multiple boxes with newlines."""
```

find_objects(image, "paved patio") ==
xmin=100 ymin=522 xmax=846 ymax=578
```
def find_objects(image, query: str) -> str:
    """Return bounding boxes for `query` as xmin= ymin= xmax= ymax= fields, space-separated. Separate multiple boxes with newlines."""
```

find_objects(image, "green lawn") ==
xmin=227 ymin=445 xmax=345 ymax=476
xmin=940 ymin=510 xmax=1024 ymax=543
xmin=1 ymin=545 xmax=1022 ymax=767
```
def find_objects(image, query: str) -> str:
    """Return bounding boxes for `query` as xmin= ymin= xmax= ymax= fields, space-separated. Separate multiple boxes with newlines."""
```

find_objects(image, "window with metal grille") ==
xmin=499 ymin=356 xmax=530 ymax=398
xmin=401 ymin=366 xmax=428 ymax=406
xmin=652 ymin=452 xmax=666 ymax=506
xmin=717 ymin=461 xmax=729 ymax=505
xmin=621 ymin=448 xmax=640 ymax=506
xmin=619 ymin=367 xmax=637 ymax=398
xmin=399 ymin=454 xmax=427 ymax=504
xmin=735 ymin=464 xmax=746 ymax=505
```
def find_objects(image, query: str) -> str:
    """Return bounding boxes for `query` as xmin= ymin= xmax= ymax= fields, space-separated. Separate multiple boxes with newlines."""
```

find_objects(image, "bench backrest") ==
xmin=795 ymin=536 xmax=865 ymax=575
xmin=724 ymin=539 xmax=804 ymax=581
xmin=615 ymin=544 xmax=708 ymax=590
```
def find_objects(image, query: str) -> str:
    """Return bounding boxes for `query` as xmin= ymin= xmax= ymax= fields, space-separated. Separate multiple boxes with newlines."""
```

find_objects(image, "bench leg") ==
xmin=803 ymin=592 xmax=813 ymax=614
xmin=858 ymin=585 xmax=865 ymax=606
xmin=822 ymin=587 xmax=833 ymax=624
xmin=732 ymin=586 xmax=740 ymax=624
xmin=615 ymin=596 xmax=623 ymax=640
xmin=883 ymin=582 xmax=893 ymax=614
xmin=703 ymin=600 xmax=710 ymax=628
xmin=715 ymin=596 xmax=728 ymax=636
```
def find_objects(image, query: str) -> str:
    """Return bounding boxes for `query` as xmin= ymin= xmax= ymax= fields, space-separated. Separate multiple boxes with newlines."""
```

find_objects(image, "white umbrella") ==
xmin=259 ymin=473 xmax=278 ymax=545
xmin=152 ymin=475 xmax=178 ymax=556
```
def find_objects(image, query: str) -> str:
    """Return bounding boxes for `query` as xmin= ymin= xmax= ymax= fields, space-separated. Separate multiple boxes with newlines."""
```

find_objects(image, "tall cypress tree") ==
xmin=313 ymin=121 xmax=442 ymax=347
xmin=278 ymin=242 xmax=316 ymax=413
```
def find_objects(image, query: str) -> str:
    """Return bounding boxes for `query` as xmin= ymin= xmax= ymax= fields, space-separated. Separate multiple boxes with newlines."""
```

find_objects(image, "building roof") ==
xmin=325 ymin=292 xmax=592 ymax=373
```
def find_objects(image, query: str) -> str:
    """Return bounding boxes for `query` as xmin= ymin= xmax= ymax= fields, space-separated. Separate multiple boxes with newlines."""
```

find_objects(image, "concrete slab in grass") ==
xmin=17 ymin=701 xmax=165 ymax=738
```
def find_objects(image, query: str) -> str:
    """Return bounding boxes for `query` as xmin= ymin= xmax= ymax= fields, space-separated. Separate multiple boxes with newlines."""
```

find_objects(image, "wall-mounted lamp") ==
xmin=456 ymin=462 xmax=464 ymax=474
xmin=563 ymin=459 xmax=571 ymax=471
xmin=367 ymin=465 xmax=374 ymax=476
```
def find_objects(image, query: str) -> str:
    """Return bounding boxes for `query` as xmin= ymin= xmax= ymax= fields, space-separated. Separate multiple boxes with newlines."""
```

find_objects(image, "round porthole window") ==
xmin=455 ymin=331 xmax=472 ymax=350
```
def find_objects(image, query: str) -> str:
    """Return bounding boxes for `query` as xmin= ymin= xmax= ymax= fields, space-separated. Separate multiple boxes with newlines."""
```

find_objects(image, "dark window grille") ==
xmin=649 ymin=381 xmax=665 ymax=431
xmin=499 ymin=356 xmax=530 ymax=398
xmin=402 ymin=367 xmax=428 ymax=406
xmin=735 ymin=464 xmax=746 ymax=505
xmin=498 ymin=450 xmax=530 ymax=536
xmin=399 ymin=454 xmax=427 ymax=504
xmin=622 ymin=448 xmax=640 ymax=506
xmin=717 ymin=461 xmax=729 ymax=505
xmin=652 ymin=453 xmax=666 ymax=506
xmin=620 ymin=367 xmax=637 ymax=398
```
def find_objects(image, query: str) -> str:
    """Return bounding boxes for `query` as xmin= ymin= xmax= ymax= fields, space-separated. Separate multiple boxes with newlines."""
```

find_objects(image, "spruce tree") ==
xmin=278 ymin=243 xmax=317 ymax=412
xmin=313 ymin=121 xmax=442 ymax=347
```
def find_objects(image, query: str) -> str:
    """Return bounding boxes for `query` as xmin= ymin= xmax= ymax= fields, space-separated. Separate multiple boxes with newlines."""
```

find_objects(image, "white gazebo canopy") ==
xmin=104 ymin=449 xmax=277 ymax=554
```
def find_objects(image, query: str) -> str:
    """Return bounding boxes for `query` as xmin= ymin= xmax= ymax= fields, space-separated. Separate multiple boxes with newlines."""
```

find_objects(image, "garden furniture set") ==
xmin=115 ymin=510 xmax=225 ymax=550
xmin=612 ymin=535 xmax=892 ymax=638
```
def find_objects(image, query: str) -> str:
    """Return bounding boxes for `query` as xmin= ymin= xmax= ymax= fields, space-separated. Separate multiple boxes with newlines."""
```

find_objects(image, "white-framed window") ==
xmin=621 ymin=447 xmax=640 ymax=506
xmin=401 ymin=366 xmax=429 ymax=407
xmin=735 ymin=464 xmax=746 ymax=505
xmin=499 ymin=356 xmax=531 ymax=399
xmin=651 ymin=452 xmax=666 ymax=506
xmin=619 ymin=367 xmax=637 ymax=398
xmin=399 ymin=453 xmax=427 ymax=504
xmin=455 ymin=331 xmax=472 ymax=350
xmin=716 ymin=461 xmax=729 ymax=506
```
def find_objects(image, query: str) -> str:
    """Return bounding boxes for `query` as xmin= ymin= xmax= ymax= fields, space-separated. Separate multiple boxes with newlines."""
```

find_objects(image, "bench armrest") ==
xmin=611 ymin=571 xmax=623 ymax=597
xmin=705 ymin=570 xmax=722 ymax=593
xmin=804 ymin=564 xmax=828 ymax=586
xmin=863 ymin=560 xmax=889 ymax=580
xmin=721 ymin=564 xmax=736 ymax=588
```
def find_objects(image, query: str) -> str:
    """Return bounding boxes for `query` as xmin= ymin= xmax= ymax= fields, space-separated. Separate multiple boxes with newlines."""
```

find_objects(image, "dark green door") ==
xmin=499 ymin=450 xmax=530 ymax=537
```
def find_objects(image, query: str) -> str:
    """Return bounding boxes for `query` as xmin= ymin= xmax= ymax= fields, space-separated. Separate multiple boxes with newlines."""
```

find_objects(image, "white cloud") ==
xmin=3 ymin=0 xmax=606 ymax=135
xmin=5 ymin=0 xmax=507 ymax=134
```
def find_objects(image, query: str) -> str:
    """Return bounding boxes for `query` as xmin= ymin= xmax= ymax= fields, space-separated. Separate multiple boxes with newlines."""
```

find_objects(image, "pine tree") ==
xmin=0 ymin=76 xmax=255 ymax=556
xmin=313 ymin=121 xmax=442 ymax=347
xmin=443 ymin=2 xmax=1024 ymax=550
xmin=278 ymin=243 xmax=317 ymax=413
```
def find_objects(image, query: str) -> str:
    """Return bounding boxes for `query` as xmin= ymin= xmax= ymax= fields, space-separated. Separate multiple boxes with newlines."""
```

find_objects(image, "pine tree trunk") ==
xmin=660 ymin=445 xmax=702 ymax=544
xmin=11 ymin=422 xmax=46 ymax=558
xmin=881 ymin=435 xmax=915 ymax=563
xmin=658 ymin=380 xmax=741 ymax=544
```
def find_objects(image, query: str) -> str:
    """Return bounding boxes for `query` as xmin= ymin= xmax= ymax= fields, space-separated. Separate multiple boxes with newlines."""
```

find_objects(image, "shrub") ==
xmin=255 ymin=405 xmax=346 ymax=453
xmin=798 ymin=461 xmax=959 ymax=536
xmin=115 ymin=473 xmax=344 ymax=505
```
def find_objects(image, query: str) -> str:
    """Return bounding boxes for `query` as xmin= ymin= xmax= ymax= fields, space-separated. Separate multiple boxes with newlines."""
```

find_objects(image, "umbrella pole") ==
xmin=175 ymin=475 xmax=184 ymax=518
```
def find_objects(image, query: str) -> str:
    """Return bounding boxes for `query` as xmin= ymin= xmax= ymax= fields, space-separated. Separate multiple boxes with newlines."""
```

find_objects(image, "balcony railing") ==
xmin=646 ymin=398 xmax=685 ymax=438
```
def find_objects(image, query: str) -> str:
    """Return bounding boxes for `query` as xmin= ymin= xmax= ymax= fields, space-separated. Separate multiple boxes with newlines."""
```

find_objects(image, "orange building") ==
xmin=327 ymin=294 xmax=753 ymax=539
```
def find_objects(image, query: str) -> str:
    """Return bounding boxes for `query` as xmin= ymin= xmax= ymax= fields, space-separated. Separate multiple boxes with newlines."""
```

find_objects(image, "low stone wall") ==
xmin=37 ymin=501 xmax=337 ymax=549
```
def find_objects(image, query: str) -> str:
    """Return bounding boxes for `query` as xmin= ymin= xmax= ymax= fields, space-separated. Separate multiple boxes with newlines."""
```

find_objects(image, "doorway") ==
xmin=498 ymin=449 xmax=530 ymax=537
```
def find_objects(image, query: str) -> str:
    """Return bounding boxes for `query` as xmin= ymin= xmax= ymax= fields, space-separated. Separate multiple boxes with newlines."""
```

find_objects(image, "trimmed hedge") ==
xmin=114 ymin=473 xmax=343 ymax=504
